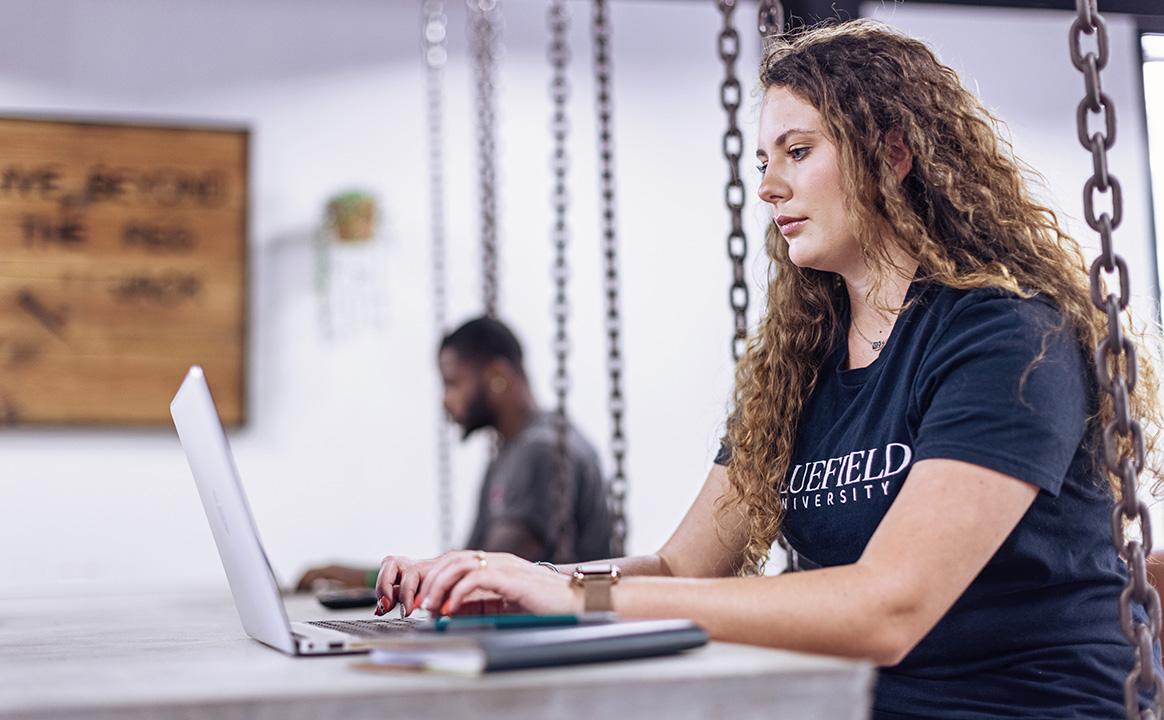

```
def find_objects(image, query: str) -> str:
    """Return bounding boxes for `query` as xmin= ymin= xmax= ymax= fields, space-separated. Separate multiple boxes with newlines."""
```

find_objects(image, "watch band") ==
xmin=571 ymin=563 xmax=621 ymax=612
xmin=582 ymin=578 xmax=614 ymax=612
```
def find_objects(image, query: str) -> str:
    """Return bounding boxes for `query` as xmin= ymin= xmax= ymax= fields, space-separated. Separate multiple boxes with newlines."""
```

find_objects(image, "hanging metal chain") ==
xmin=718 ymin=0 xmax=797 ymax=572
xmin=592 ymin=0 xmax=627 ymax=559
xmin=717 ymin=0 xmax=749 ymax=363
xmin=548 ymin=0 xmax=576 ymax=564
xmin=757 ymin=0 xmax=785 ymax=50
xmin=424 ymin=0 xmax=455 ymax=552
xmin=1069 ymin=1 xmax=1164 ymax=716
xmin=760 ymin=3 xmax=795 ymax=575
xmin=470 ymin=0 xmax=500 ymax=318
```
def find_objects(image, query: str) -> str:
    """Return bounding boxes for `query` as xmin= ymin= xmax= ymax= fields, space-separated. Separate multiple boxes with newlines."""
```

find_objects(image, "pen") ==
xmin=432 ymin=614 xmax=581 ymax=633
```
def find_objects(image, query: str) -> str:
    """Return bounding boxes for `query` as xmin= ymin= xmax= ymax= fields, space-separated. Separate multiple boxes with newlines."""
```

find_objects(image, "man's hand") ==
xmin=295 ymin=564 xmax=371 ymax=592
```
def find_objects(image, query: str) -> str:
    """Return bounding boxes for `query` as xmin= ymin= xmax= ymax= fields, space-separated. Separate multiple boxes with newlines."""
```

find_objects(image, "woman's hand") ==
xmin=415 ymin=551 xmax=580 ymax=616
xmin=374 ymin=555 xmax=438 ymax=616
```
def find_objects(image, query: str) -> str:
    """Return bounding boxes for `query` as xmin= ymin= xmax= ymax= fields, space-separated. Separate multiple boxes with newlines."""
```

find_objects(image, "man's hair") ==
xmin=439 ymin=317 xmax=526 ymax=377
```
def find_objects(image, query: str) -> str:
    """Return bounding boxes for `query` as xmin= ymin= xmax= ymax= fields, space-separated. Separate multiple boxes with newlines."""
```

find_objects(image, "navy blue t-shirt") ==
xmin=716 ymin=281 xmax=1156 ymax=718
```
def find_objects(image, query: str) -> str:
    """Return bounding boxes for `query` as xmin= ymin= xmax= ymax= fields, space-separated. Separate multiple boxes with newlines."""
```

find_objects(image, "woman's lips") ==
xmin=777 ymin=217 xmax=807 ymax=236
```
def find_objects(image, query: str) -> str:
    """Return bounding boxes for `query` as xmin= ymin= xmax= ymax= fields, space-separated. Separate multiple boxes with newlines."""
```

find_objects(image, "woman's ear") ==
xmin=885 ymin=128 xmax=913 ymax=183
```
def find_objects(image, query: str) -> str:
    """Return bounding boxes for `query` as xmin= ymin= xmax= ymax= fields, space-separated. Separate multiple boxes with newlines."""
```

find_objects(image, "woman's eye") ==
xmin=789 ymin=146 xmax=810 ymax=160
xmin=756 ymin=163 xmax=768 ymax=174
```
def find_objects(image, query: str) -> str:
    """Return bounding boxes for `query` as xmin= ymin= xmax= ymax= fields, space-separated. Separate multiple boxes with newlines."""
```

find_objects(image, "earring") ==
xmin=489 ymin=375 xmax=508 ymax=394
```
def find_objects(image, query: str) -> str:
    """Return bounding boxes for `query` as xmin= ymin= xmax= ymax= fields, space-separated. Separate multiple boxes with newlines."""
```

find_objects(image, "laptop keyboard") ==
xmin=305 ymin=619 xmax=421 ymax=637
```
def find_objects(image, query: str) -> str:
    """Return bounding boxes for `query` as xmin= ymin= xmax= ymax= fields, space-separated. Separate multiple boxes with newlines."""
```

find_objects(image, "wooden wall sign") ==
xmin=0 ymin=117 xmax=248 ymax=426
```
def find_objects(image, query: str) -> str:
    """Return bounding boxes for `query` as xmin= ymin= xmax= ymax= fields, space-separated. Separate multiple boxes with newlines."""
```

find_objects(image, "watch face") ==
xmin=576 ymin=563 xmax=613 ymax=576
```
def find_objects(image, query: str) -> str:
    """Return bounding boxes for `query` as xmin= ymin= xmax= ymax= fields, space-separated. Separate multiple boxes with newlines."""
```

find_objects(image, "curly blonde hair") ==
xmin=720 ymin=19 xmax=1162 ymax=575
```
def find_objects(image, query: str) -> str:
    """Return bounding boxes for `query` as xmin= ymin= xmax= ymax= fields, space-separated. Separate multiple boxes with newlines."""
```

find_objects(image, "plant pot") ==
xmin=328 ymin=195 xmax=377 ymax=242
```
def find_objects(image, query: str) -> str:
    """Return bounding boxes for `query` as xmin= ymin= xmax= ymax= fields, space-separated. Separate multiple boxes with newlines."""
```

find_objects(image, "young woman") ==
xmin=375 ymin=20 xmax=1163 ymax=718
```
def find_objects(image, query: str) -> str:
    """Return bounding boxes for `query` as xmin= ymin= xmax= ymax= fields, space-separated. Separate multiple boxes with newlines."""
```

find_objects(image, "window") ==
xmin=1145 ymin=34 xmax=1164 ymax=302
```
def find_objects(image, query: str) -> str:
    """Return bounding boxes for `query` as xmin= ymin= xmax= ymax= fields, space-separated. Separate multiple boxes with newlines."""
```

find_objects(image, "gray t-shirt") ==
xmin=465 ymin=412 xmax=612 ymax=563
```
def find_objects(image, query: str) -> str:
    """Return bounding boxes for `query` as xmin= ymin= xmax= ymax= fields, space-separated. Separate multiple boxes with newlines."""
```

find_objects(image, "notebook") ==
xmin=353 ymin=619 xmax=709 ymax=675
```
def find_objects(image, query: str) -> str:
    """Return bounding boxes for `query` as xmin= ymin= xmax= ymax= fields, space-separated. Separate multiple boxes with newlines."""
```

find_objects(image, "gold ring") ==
xmin=473 ymin=551 xmax=487 ymax=570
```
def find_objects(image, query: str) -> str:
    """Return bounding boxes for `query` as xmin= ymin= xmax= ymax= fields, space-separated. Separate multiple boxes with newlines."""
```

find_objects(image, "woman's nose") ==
xmin=757 ymin=168 xmax=789 ymax=205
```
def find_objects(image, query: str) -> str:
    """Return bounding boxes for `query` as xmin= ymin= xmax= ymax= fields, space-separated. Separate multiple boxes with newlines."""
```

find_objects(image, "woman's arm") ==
xmin=419 ymin=458 xmax=1038 ymax=665
xmin=610 ymin=458 xmax=1037 ymax=663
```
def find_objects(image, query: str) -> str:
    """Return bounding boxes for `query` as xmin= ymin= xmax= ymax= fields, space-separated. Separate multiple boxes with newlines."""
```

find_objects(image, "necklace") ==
xmin=851 ymin=319 xmax=886 ymax=352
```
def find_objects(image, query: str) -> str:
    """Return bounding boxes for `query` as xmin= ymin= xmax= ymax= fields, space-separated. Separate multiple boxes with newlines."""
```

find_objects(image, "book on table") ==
xmin=352 ymin=618 xmax=709 ymax=675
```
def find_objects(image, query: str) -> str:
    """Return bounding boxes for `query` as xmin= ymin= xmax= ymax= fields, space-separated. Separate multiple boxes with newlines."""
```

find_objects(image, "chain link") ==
xmin=717 ymin=0 xmax=750 ymax=363
xmin=548 ymin=0 xmax=575 ymax=564
xmin=592 ymin=0 xmax=628 ymax=559
xmin=424 ymin=0 xmax=455 ymax=552
xmin=1069 ymin=0 xmax=1162 ymax=714
xmin=470 ymin=0 xmax=500 ymax=317
xmin=758 ymin=0 xmax=785 ymax=51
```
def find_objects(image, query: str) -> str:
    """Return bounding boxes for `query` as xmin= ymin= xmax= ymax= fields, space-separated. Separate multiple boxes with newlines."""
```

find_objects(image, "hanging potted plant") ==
xmin=327 ymin=190 xmax=377 ymax=242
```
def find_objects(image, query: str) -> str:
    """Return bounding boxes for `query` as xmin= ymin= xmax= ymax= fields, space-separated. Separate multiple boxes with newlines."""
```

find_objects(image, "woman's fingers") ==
xmin=420 ymin=556 xmax=482 ymax=614
xmin=399 ymin=565 xmax=423 ymax=614
xmin=415 ymin=551 xmax=476 ymax=610
xmin=448 ymin=564 xmax=576 ymax=615
xmin=374 ymin=557 xmax=402 ymax=615
xmin=411 ymin=552 xmax=548 ymax=617
xmin=444 ymin=570 xmax=498 ymax=615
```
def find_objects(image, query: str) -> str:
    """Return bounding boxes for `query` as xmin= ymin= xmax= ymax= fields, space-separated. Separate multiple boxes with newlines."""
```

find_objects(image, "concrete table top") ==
xmin=0 ymin=587 xmax=873 ymax=720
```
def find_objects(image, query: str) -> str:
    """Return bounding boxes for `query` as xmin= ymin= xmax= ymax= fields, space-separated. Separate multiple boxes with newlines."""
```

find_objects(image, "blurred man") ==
xmin=297 ymin=316 xmax=613 ymax=591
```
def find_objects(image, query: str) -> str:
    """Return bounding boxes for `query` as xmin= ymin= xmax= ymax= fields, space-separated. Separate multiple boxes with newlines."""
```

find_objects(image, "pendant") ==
xmin=871 ymin=340 xmax=884 ymax=351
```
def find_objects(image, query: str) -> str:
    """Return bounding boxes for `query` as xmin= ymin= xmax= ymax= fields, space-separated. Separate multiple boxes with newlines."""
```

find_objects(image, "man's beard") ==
xmin=458 ymin=382 xmax=496 ymax=440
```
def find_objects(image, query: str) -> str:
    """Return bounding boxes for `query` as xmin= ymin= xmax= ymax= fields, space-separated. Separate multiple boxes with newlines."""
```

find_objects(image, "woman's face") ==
xmin=756 ymin=86 xmax=860 ymax=275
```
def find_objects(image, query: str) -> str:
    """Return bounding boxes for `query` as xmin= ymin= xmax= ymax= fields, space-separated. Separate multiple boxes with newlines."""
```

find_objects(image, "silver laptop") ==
xmin=171 ymin=365 xmax=421 ymax=655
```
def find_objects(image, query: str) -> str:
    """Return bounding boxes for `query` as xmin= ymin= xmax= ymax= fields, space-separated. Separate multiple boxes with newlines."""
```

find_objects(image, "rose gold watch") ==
xmin=571 ymin=562 xmax=621 ymax=612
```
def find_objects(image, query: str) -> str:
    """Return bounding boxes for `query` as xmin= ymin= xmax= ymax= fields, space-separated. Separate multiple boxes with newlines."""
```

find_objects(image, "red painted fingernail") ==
xmin=440 ymin=600 xmax=452 ymax=616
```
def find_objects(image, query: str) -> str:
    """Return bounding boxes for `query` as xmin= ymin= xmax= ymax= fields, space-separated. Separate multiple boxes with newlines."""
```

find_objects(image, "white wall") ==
xmin=0 ymin=0 xmax=1155 ymax=598
xmin=0 ymin=0 xmax=765 ymax=597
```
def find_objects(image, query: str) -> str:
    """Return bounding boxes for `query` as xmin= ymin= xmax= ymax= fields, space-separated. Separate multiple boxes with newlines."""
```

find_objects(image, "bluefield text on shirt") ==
xmin=785 ymin=442 xmax=912 ymax=510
